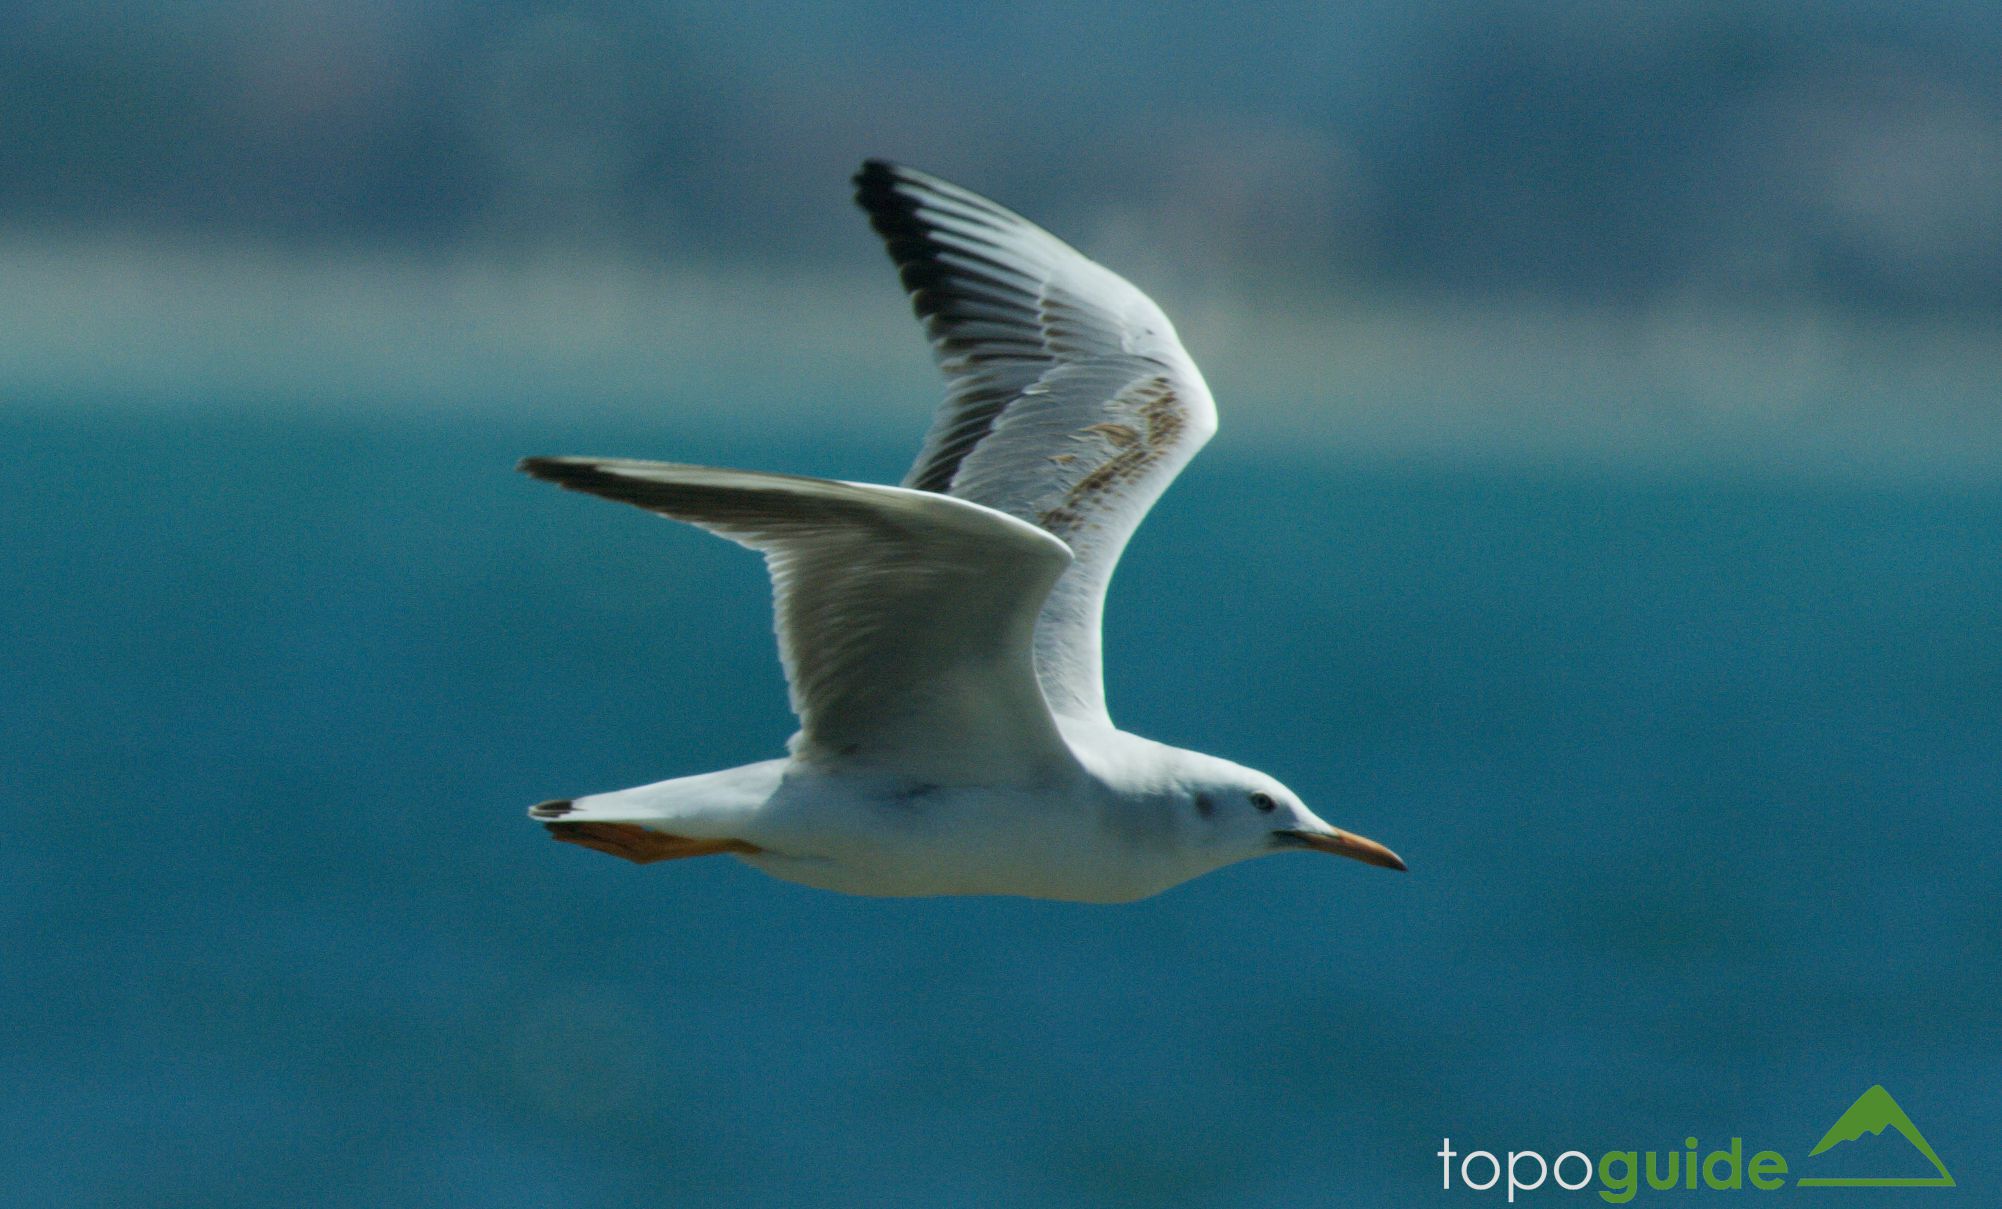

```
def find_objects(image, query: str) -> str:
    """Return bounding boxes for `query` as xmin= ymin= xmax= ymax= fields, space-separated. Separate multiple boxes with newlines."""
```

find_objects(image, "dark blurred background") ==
xmin=5 ymin=0 xmax=1998 ymax=465
xmin=4 ymin=3 xmax=1999 ymax=1206
xmin=9 ymin=1 xmax=2002 ymax=305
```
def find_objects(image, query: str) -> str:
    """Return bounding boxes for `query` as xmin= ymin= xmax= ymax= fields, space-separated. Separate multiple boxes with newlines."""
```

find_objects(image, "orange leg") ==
xmin=545 ymin=822 xmax=761 ymax=865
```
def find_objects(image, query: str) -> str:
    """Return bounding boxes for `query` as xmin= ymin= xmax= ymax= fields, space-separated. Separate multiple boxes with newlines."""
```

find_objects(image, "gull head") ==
xmin=1180 ymin=762 xmax=1406 ymax=875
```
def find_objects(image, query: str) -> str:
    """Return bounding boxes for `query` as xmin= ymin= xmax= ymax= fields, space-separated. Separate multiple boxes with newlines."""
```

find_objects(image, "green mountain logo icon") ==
xmin=1798 ymin=1085 xmax=1954 ymax=1188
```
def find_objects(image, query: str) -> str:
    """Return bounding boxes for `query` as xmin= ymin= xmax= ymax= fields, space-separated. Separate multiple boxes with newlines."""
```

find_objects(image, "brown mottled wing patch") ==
xmin=854 ymin=161 xmax=1220 ymax=724
xmin=1037 ymin=378 xmax=1187 ymax=539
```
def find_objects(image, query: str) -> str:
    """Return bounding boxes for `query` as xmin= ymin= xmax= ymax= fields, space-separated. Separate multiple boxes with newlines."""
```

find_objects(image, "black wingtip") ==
xmin=517 ymin=457 xmax=607 ymax=493
xmin=852 ymin=161 xmax=968 ymax=291
xmin=529 ymin=798 xmax=576 ymax=820
xmin=853 ymin=159 xmax=916 ymax=224
xmin=853 ymin=157 xmax=903 ymax=190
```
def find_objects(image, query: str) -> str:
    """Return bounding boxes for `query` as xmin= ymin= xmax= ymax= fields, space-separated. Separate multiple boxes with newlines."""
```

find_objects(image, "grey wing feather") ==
xmin=520 ymin=457 xmax=1078 ymax=785
xmin=855 ymin=161 xmax=1219 ymax=723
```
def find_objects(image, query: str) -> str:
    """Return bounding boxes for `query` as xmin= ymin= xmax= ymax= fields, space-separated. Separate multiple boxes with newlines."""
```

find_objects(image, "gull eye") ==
xmin=1250 ymin=791 xmax=1277 ymax=813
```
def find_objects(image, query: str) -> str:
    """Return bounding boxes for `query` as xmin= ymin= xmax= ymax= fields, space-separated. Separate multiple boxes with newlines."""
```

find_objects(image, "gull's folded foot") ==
xmin=545 ymin=822 xmax=761 ymax=865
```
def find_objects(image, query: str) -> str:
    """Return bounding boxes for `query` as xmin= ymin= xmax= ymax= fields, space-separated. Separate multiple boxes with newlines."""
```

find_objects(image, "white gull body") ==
xmin=521 ymin=161 xmax=1403 ymax=902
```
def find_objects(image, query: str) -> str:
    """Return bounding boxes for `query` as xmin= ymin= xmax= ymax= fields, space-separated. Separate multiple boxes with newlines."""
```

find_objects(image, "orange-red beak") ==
xmin=1277 ymin=827 xmax=1407 ymax=871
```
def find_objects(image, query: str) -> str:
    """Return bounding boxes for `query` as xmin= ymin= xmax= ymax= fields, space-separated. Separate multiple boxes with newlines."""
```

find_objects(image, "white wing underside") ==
xmin=855 ymin=161 xmax=1218 ymax=724
xmin=519 ymin=458 xmax=1078 ymax=786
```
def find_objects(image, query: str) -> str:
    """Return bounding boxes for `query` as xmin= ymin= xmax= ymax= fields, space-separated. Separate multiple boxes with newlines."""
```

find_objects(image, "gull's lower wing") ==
xmin=520 ymin=457 xmax=1078 ymax=785
xmin=854 ymin=160 xmax=1218 ymax=724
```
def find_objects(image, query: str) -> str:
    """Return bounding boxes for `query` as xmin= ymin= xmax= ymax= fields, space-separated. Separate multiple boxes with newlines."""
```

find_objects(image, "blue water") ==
xmin=5 ymin=408 xmax=1998 ymax=1206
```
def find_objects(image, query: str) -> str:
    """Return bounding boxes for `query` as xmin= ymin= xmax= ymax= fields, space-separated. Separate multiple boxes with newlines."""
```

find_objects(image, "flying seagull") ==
xmin=519 ymin=160 xmax=1403 ymax=901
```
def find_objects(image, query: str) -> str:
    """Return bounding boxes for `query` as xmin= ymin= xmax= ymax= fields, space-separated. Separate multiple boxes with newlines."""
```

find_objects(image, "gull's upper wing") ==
xmin=520 ymin=457 xmax=1077 ymax=785
xmin=855 ymin=160 xmax=1218 ymax=724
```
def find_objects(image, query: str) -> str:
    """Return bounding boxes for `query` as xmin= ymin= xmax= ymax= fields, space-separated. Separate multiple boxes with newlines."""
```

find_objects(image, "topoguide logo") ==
xmin=1439 ymin=1086 xmax=1954 ymax=1202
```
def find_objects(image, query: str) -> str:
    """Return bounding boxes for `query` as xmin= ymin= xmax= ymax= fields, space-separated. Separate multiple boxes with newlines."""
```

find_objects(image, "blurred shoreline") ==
xmin=5 ymin=232 xmax=1996 ymax=482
